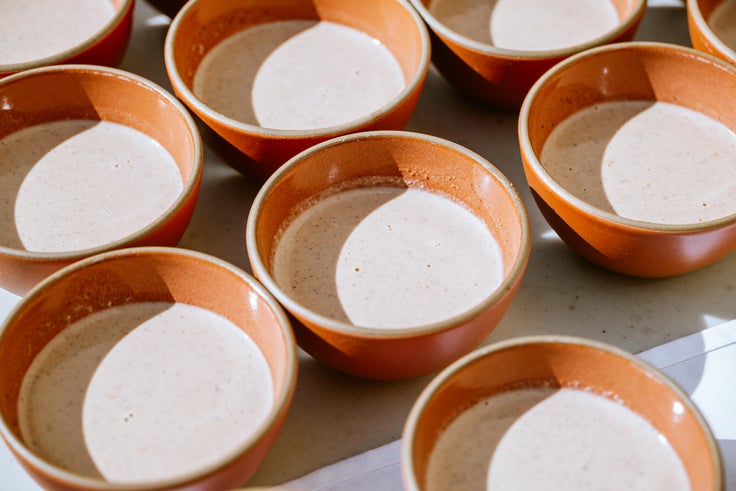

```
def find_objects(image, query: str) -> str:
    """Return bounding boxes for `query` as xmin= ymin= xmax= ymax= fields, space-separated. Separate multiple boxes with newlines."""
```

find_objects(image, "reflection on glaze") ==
xmin=18 ymin=302 xmax=273 ymax=484
xmin=426 ymin=387 xmax=690 ymax=491
xmin=0 ymin=120 xmax=182 ymax=252
xmin=0 ymin=0 xmax=115 ymax=64
xmin=272 ymin=186 xmax=503 ymax=328
xmin=540 ymin=101 xmax=736 ymax=224
xmin=429 ymin=0 xmax=618 ymax=51
xmin=193 ymin=20 xmax=405 ymax=130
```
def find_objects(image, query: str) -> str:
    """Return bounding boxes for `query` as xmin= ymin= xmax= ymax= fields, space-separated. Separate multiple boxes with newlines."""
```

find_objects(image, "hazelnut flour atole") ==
xmin=708 ymin=0 xmax=736 ymax=51
xmin=0 ymin=119 xmax=183 ymax=252
xmin=0 ymin=0 xmax=115 ymax=65
xmin=193 ymin=20 xmax=405 ymax=130
xmin=18 ymin=302 xmax=274 ymax=485
xmin=540 ymin=100 xmax=736 ymax=224
xmin=428 ymin=0 xmax=619 ymax=51
xmin=272 ymin=186 xmax=504 ymax=329
xmin=426 ymin=387 xmax=690 ymax=491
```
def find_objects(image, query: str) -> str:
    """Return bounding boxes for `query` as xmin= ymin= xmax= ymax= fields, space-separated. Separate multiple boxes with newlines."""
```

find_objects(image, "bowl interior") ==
xmin=169 ymin=0 xmax=425 ymax=99
xmin=252 ymin=133 xmax=526 ymax=284
xmin=524 ymin=43 xmax=736 ymax=160
xmin=0 ymin=249 xmax=293 ymax=479
xmin=0 ymin=67 xmax=198 ymax=182
xmin=407 ymin=338 xmax=720 ymax=490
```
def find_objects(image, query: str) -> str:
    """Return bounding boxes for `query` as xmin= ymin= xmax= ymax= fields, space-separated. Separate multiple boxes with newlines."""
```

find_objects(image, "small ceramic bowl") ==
xmin=0 ymin=0 xmax=134 ymax=78
xmin=519 ymin=42 xmax=736 ymax=277
xmin=687 ymin=0 xmax=736 ymax=66
xmin=164 ymin=0 xmax=430 ymax=181
xmin=408 ymin=0 xmax=646 ymax=110
xmin=0 ymin=64 xmax=203 ymax=295
xmin=247 ymin=130 xmax=530 ymax=380
xmin=402 ymin=335 xmax=723 ymax=490
xmin=0 ymin=247 xmax=298 ymax=490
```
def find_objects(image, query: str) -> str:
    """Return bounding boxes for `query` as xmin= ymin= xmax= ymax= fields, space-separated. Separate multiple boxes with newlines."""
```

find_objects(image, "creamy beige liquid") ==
xmin=429 ymin=0 xmax=619 ymax=51
xmin=426 ymin=387 xmax=691 ymax=491
xmin=540 ymin=101 xmax=736 ymax=224
xmin=709 ymin=0 xmax=736 ymax=51
xmin=193 ymin=20 xmax=405 ymax=130
xmin=272 ymin=186 xmax=503 ymax=329
xmin=18 ymin=302 xmax=274 ymax=485
xmin=0 ymin=120 xmax=183 ymax=252
xmin=0 ymin=0 xmax=115 ymax=65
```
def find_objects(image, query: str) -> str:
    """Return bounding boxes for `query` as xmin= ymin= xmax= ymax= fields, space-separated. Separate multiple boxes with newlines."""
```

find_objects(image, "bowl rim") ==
xmin=687 ymin=0 xmax=736 ymax=62
xmin=400 ymin=334 xmax=724 ymax=491
xmin=0 ymin=63 xmax=204 ymax=262
xmin=407 ymin=0 xmax=647 ymax=60
xmin=0 ymin=246 xmax=298 ymax=490
xmin=518 ymin=40 xmax=736 ymax=232
xmin=246 ymin=129 xmax=531 ymax=338
xmin=163 ymin=0 xmax=432 ymax=138
xmin=0 ymin=0 xmax=135 ymax=74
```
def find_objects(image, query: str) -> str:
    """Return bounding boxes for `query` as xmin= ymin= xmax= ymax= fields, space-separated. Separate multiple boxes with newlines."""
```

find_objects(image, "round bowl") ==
xmin=246 ymin=130 xmax=530 ymax=380
xmin=164 ymin=0 xmax=430 ymax=181
xmin=402 ymin=335 xmax=723 ymax=490
xmin=0 ymin=247 xmax=298 ymax=490
xmin=688 ymin=0 xmax=736 ymax=66
xmin=408 ymin=0 xmax=646 ymax=110
xmin=0 ymin=0 xmax=134 ymax=78
xmin=519 ymin=42 xmax=736 ymax=277
xmin=0 ymin=64 xmax=203 ymax=295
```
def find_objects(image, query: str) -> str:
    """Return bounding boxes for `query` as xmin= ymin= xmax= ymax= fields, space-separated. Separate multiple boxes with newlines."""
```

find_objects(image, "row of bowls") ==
xmin=0 ymin=0 xmax=732 ymax=489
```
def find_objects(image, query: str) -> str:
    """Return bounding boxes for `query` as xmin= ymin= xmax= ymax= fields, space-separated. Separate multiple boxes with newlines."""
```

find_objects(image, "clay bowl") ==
xmin=402 ymin=335 xmax=723 ymax=490
xmin=0 ymin=64 xmax=203 ymax=295
xmin=688 ymin=0 xmax=736 ymax=66
xmin=408 ymin=0 xmax=646 ymax=110
xmin=519 ymin=42 xmax=736 ymax=277
xmin=164 ymin=0 xmax=430 ymax=181
xmin=247 ymin=130 xmax=530 ymax=380
xmin=0 ymin=0 xmax=134 ymax=78
xmin=0 ymin=247 xmax=297 ymax=491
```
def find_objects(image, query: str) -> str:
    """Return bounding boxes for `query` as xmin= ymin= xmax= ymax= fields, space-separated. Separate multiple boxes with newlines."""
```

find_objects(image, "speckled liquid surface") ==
xmin=272 ymin=186 xmax=504 ymax=329
xmin=540 ymin=100 xmax=736 ymax=224
xmin=0 ymin=120 xmax=183 ymax=252
xmin=193 ymin=20 xmax=405 ymax=130
xmin=17 ymin=302 xmax=274 ymax=485
xmin=428 ymin=0 xmax=619 ymax=51
xmin=708 ymin=0 xmax=736 ymax=51
xmin=0 ymin=0 xmax=115 ymax=64
xmin=426 ymin=387 xmax=691 ymax=491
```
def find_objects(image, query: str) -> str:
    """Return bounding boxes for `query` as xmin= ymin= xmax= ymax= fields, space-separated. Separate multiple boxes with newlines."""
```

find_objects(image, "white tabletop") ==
xmin=2 ymin=0 xmax=734 ymax=488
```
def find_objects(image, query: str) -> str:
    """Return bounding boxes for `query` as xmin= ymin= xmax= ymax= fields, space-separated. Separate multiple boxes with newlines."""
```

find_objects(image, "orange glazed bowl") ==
xmin=0 ymin=65 xmax=203 ymax=295
xmin=408 ymin=0 xmax=646 ymax=110
xmin=687 ymin=0 xmax=736 ymax=66
xmin=402 ymin=336 xmax=723 ymax=490
xmin=247 ymin=130 xmax=530 ymax=380
xmin=0 ymin=0 xmax=134 ymax=78
xmin=164 ymin=0 xmax=430 ymax=181
xmin=519 ymin=42 xmax=736 ymax=277
xmin=0 ymin=247 xmax=297 ymax=491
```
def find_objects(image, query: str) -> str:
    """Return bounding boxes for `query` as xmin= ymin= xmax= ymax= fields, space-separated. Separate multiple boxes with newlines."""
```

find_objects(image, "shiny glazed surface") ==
xmin=519 ymin=42 xmax=736 ymax=277
xmin=0 ymin=247 xmax=297 ymax=491
xmin=687 ymin=0 xmax=736 ymax=65
xmin=247 ymin=131 xmax=530 ymax=380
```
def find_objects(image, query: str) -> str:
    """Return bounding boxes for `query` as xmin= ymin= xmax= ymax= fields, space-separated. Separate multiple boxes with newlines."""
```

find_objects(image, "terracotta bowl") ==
xmin=164 ymin=0 xmax=430 ymax=181
xmin=408 ymin=0 xmax=646 ymax=110
xmin=247 ymin=130 xmax=530 ymax=380
xmin=519 ymin=42 xmax=736 ymax=277
xmin=0 ymin=65 xmax=203 ymax=295
xmin=402 ymin=335 xmax=723 ymax=490
xmin=0 ymin=0 xmax=134 ymax=78
xmin=688 ymin=0 xmax=736 ymax=66
xmin=0 ymin=247 xmax=298 ymax=490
